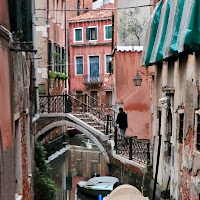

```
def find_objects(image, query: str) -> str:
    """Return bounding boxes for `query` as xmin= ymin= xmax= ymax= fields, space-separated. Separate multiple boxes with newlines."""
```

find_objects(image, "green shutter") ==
xmin=76 ymin=29 xmax=82 ymax=41
xmin=108 ymin=26 xmax=112 ymax=39
xmin=106 ymin=26 xmax=112 ymax=39
xmin=95 ymin=27 xmax=97 ymax=40
xmin=86 ymin=28 xmax=90 ymax=40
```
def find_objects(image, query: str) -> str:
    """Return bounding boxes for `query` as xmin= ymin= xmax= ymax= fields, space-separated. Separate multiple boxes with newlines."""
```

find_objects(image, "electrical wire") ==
xmin=35 ymin=4 xmax=155 ymax=12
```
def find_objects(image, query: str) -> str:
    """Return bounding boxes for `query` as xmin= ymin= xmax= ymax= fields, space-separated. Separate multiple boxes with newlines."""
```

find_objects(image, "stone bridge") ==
xmin=35 ymin=94 xmax=151 ymax=166
xmin=35 ymin=113 xmax=112 ymax=163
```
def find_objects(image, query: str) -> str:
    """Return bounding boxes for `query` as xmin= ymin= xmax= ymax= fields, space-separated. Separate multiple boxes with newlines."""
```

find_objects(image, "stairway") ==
xmin=73 ymin=112 xmax=108 ymax=135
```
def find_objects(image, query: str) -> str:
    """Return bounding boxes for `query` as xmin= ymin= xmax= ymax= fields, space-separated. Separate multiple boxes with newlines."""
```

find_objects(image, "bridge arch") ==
xmin=35 ymin=120 xmax=110 ymax=163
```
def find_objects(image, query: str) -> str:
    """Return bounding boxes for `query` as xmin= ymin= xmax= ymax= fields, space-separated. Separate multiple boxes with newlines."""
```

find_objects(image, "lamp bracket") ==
xmin=137 ymin=70 xmax=152 ymax=77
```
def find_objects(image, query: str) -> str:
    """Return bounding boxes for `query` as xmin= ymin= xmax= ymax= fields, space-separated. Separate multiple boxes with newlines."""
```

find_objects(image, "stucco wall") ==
xmin=69 ymin=20 xmax=113 ymax=103
xmin=153 ymin=53 xmax=200 ymax=200
xmin=114 ymin=51 xmax=153 ymax=140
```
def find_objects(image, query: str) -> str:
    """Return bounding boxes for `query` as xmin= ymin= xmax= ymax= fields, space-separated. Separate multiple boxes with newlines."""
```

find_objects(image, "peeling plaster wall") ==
xmin=153 ymin=52 xmax=200 ymax=200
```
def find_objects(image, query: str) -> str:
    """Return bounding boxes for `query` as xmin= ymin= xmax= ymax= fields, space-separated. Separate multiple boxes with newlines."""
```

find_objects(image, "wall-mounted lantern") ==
xmin=133 ymin=70 xmax=152 ymax=86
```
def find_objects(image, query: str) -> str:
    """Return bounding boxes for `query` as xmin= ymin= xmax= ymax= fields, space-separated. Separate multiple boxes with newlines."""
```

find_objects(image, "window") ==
xmin=105 ymin=55 xmax=112 ymax=74
xmin=90 ymin=91 xmax=98 ymax=106
xmin=89 ymin=56 xmax=100 ymax=82
xmin=54 ymin=44 xmax=62 ymax=72
xmin=74 ymin=28 xmax=83 ymax=42
xmin=48 ymin=41 xmax=52 ymax=71
xmin=62 ymin=47 xmax=66 ymax=73
xmin=104 ymin=25 xmax=112 ymax=40
xmin=106 ymin=91 xmax=112 ymax=106
xmin=197 ymin=114 xmax=200 ymax=150
xmin=86 ymin=27 xmax=98 ymax=40
xmin=75 ymin=56 xmax=83 ymax=75
xmin=179 ymin=113 xmax=184 ymax=143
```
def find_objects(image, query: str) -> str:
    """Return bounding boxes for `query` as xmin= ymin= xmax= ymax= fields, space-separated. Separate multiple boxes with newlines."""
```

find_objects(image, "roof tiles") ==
xmin=68 ymin=3 xmax=114 ymax=22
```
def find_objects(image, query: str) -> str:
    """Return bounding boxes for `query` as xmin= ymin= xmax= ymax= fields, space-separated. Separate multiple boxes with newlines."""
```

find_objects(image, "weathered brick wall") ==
xmin=11 ymin=51 xmax=34 ymax=200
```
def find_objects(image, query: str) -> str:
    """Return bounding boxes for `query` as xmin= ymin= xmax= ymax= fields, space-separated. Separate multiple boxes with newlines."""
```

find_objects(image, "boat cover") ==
xmin=104 ymin=184 xmax=147 ymax=200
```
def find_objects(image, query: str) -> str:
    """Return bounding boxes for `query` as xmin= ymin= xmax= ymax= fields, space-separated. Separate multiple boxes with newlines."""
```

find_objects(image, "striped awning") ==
xmin=142 ymin=0 xmax=200 ymax=66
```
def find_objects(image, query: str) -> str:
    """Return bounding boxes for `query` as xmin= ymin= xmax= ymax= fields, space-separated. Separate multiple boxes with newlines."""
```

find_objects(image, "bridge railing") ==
xmin=71 ymin=94 xmax=117 ymax=131
xmin=114 ymin=127 xmax=151 ymax=165
xmin=39 ymin=94 xmax=113 ymax=135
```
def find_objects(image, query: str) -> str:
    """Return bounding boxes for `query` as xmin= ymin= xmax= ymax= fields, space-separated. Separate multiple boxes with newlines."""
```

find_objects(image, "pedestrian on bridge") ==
xmin=116 ymin=108 xmax=128 ymax=142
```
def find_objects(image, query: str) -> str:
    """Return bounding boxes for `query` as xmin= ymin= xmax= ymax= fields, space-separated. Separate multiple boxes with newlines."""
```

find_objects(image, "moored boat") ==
xmin=77 ymin=176 xmax=119 ymax=197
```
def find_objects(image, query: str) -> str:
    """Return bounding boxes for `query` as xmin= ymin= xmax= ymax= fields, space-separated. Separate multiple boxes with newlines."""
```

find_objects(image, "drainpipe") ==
xmin=32 ymin=0 xmax=40 ymax=123
xmin=64 ymin=0 xmax=67 ymax=90
xmin=152 ymin=131 xmax=162 ymax=199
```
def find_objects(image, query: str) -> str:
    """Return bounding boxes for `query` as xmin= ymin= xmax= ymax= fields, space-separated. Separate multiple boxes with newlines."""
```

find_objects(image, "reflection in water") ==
xmin=49 ymin=133 xmax=109 ymax=200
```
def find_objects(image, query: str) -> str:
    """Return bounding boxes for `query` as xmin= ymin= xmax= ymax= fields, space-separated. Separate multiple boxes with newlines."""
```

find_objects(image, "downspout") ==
xmin=152 ymin=111 xmax=162 ymax=199
xmin=65 ymin=0 xmax=67 ymax=90
xmin=32 ymin=0 xmax=40 ymax=123
xmin=47 ymin=0 xmax=50 ymax=96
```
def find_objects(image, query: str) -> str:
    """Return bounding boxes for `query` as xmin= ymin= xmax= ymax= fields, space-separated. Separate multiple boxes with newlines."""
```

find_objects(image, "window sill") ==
xmin=15 ymin=194 xmax=23 ymax=200
xmin=73 ymin=41 xmax=83 ymax=43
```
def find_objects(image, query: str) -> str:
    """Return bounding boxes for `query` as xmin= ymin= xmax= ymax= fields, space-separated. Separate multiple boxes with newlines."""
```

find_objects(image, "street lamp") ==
xmin=133 ymin=70 xmax=152 ymax=86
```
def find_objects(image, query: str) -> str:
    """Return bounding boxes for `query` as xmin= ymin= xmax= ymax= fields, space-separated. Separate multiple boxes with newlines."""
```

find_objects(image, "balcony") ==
xmin=83 ymin=74 xmax=103 ymax=88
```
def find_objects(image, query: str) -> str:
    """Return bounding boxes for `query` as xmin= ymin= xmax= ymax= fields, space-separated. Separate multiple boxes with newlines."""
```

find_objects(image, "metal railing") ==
xmin=71 ymin=94 xmax=117 ymax=131
xmin=114 ymin=127 xmax=150 ymax=164
xmin=39 ymin=94 xmax=113 ymax=135
xmin=45 ymin=135 xmax=65 ymax=157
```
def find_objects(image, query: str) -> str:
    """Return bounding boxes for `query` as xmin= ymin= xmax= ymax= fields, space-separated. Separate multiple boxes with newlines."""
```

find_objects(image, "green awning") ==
xmin=184 ymin=0 xmax=200 ymax=52
xmin=150 ymin=0 xmax=171 ymax=64
xmin=142 ymin=0 xmax=199 ymax=66
xmin=141 ymin=0 xmax=163 ymax=66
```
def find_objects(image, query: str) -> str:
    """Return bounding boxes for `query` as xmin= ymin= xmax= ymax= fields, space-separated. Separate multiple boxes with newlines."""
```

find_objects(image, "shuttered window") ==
xmin=86 ymin=27 xmax=98 ymax=40
xmin=179 ymin=113 xmax=184 ymax=143
xmin=105 ymin=25 xmax=112 ymax=39
xmin=48 ymin=41 xmax=52 ymax=71
xmin=75 ymin=28 xmax=82 ymax=41
xmin=76 ymin=56 xmax=83 ymax=75
xmin=106 ymin=55 xmax=112 ymax=74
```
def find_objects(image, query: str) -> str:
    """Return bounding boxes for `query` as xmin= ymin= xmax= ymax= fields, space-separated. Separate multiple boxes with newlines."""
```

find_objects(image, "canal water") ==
xmin=49 ymin=133 xmax=110 ymax=200
xmin=49 ymin=132 xmax=150 ymax=200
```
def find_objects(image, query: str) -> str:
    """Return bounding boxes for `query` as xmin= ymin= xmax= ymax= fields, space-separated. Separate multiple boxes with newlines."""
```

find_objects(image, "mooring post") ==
xmin=147 ymin=142 xmax=150 ymax=164
xmin=65 ymin=94 xmax=67 ymax=113
xmin=114 ymin=126 xmax=118 ymax=152
xmin=84 ymin=94 xmax=87 ymax=112
xmin=106 ymin=115 xmax=109 ymax=135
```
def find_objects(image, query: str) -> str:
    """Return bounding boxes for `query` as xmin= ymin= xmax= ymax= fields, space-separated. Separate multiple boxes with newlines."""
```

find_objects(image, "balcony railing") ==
xmin=83 ymin=74 xmax=103 ymax=87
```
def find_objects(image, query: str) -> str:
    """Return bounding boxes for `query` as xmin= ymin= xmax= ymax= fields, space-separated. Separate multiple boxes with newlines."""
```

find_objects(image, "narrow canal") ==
xmin=49 ymin=133 xmax=109 ymax=200
xmin=49 ymin=132 xmax=151 ymax=200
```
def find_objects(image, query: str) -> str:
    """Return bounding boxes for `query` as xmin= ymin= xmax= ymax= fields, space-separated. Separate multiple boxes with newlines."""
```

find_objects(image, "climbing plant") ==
xmin=118 ymin=8 xmax=147 ymax=46
xmin=34 ymin=141 xmax=57 ymax=200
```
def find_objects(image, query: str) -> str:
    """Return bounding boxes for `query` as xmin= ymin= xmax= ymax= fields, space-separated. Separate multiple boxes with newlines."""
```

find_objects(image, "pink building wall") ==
xmin=69 ymin=19 xmax=113 ymax=102
xmin=114 ymin=51 xmax=154 ymax=140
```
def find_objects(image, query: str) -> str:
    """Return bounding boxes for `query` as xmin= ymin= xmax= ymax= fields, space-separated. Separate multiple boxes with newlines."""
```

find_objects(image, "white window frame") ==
xmin=87 ymin=54 xmax=100 ymax=81
xmin=87 ymin=26 xmax=98 ymax=41
xmin=74 ymin=28 xmax=83 ymax=42
xmin=75 ymin=55 xmax=84 ymax=75
xmin=104 ymin=25 xmax=112 ymax=40
xmin=104 ymin=54 xmax=111 ymax=74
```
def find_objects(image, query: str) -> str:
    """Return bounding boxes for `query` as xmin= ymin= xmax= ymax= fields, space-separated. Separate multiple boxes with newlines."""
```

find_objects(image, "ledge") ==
xmin=71 ymin=42 xmax=111 ymax=47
